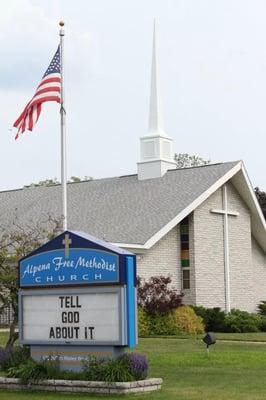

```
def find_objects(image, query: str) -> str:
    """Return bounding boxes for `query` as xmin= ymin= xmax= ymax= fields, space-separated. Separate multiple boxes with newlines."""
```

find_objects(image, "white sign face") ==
xmin=22 ymin=292 xmax=120 ymax=343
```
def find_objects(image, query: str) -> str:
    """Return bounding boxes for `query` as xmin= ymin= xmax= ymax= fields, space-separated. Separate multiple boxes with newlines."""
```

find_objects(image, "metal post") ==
xmin=59 ymin=21 xmax=67 ymax=231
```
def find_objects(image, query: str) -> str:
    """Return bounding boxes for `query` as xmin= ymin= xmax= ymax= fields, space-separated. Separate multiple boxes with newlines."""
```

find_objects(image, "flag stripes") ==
xmin=13 ymin=47 xmax=61 ymax=139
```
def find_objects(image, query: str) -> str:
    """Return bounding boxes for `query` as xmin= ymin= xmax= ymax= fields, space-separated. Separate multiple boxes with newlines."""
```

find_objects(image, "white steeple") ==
xmin=137 ymin=20 xmax=176 ymax=181
xmin=148 ymin=20 xmax=165 ymax=136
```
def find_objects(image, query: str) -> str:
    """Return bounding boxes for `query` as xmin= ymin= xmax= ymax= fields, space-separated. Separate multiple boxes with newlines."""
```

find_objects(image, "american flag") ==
xmin=13 ymin=46 xmax=61 ymax=139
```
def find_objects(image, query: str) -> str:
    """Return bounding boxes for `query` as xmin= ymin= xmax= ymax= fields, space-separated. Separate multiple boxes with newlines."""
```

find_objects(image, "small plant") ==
xmin=7 ymin=359 xmax=48 ymax=384
xmin=82 ymin=356 xmax=107 ymax=381
xmin=0 ymin=345 xmax=30 ymax=371
xmin=137 ymin=275 xmax=183 ymax=315
xmin=138 ymin=307 xmax=151 ymax=336
xmin=83 ymin=353 xmax=149 ymax=382
xmin=257 ymin=301 xmax=266 ymax=315
xmin=104 ymin=357 xmax=132 ymax=382
xmin=0 ymin=346 xmax=12 ymax=371
xmin=125 ymin=353 xmax=148 ymax=380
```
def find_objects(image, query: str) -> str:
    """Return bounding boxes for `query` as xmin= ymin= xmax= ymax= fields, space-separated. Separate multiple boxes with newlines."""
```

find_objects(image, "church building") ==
xmin=1 ymin=25 xmax=266 ymax=313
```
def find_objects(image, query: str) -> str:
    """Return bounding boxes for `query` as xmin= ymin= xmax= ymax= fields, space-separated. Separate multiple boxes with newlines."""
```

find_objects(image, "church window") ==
xmin=180 ymin=218 xmax=190 ymax=267
xmin=182 ymin=270 xmax=190 ymax=290
xmin=180 ymin=217 xmax=190 ymax=289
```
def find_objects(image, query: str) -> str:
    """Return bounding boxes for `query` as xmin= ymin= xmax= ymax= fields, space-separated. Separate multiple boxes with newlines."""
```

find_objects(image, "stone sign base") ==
xmin=0 ymin=377 xmax=163 ymax=395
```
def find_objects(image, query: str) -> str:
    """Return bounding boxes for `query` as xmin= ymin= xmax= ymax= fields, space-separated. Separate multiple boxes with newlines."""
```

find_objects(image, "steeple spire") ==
xmin=148 ymin=20 xmax=166 ymax=136
xmin=137 ymin=20 xmax=176 ymax=180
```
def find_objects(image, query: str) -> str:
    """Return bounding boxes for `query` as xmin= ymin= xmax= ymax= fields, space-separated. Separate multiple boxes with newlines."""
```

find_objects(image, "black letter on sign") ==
xmin=49 ymin=327 xmax=55 ymax=339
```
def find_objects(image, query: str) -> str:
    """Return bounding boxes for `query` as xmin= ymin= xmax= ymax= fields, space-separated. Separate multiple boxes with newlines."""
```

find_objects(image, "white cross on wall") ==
xmin=210 ymin=185 xmax=239 ymax=313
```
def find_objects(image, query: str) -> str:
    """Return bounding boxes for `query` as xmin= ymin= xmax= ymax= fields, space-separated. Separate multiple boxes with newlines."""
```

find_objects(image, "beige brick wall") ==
xmin=131 ymin=181 xmax=266 ymax=313
xmin=193 ymin=182 xmax=254 ymax=312
xmin=194 ymin=188 xmax=225 ymax=308
xmin=227 ymin=183 xmax=254 ymax=311
xmin=136 ymin=226 xmax=181 ymax=291
xmin=252 ymin=238 xmax=266 ymax=310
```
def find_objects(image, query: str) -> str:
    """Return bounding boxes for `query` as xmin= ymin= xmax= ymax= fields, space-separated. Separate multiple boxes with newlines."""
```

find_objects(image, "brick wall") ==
xmin=130 ymin=181 xmax=266 ymax=313
xmin=193 ymin=182 xmax=255 ymax=312
xmin=252 ymin=237 xmax=266 ymax=310
xmin=136 ymin=226 xmax=181 ymax=291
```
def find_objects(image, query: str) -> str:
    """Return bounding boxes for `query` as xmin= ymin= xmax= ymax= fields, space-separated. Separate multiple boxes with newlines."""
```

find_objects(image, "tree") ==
xmin=254 ymin=187 xmax=266 ymax=219
xmin=137 ymin=276 xmax=183 ymax=315
xmin=24 ymin=176 xmax=93 ymax=188
xmin=174 ymin=153 xmax=210 ymax=168
xmin=0 ymin=216 xmax=62 ymax=348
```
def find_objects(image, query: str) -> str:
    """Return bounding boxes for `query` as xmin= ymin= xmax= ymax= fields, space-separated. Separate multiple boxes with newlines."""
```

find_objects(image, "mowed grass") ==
xmin=1 ymin=333 xmax=266 ymax=399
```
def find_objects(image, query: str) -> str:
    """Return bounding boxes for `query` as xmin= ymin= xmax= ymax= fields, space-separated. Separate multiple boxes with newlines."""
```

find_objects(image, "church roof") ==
xmin=2 ymin=160 xmax=265 ymax=251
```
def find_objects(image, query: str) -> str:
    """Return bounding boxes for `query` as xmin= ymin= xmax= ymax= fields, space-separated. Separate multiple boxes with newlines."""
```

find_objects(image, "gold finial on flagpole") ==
xmin=59 ymin=21 xmax=65 ymax=27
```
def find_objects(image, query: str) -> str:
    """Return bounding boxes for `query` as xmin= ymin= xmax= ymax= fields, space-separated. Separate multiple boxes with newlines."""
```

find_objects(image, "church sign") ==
xmin=18 ymin=231 xmax=137 ymax=370
xmin=20 ymin=248 xmax=119 ymax=286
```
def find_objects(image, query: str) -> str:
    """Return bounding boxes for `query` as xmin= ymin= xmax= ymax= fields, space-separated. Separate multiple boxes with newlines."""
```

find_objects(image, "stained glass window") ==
xmin=180 ymin=217 xmax=190 ymax=289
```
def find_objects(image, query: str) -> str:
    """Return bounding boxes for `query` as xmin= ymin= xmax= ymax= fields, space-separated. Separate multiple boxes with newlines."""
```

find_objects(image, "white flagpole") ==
xmin=59 ymin=21 xmax=67 ymax=231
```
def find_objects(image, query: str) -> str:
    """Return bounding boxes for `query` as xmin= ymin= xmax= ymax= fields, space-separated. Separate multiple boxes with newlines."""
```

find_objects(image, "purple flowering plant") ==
xmin=125 ymin=353 xmax=148 ymax=380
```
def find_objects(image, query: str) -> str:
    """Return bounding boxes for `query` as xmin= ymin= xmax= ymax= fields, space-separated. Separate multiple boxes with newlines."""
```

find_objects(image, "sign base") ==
xmin=31 ymin=345 xmax=125 ymax=371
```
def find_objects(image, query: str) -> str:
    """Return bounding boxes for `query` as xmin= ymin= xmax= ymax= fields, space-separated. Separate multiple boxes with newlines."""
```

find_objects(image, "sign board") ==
xmin=19 ymin=230 xmax=137 ymax=370
xmin=20 ymin=287 xmax=127 ymax=345
xmin=20 ymin=249 xmax=119 ymax=287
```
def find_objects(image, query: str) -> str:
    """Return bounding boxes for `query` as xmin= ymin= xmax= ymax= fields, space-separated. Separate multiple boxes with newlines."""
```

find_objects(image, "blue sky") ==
xmin=1 ymin=0 xmax=266 ymax=190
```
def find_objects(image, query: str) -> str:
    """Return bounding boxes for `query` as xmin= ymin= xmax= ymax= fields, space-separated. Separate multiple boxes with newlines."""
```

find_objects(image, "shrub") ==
xmin=138 ymin=307 xmax=151 ymax=337
xmin=0 ymin=346 xmax=12 ymax=371
xmin=125 ymin=353 xmax=148 ymax=380
xmin=0 ymin=346 xmax=30 ymax=372
xmin=137 ymin=276 xmax=183 ymax=315
xmin=144 ymin=306 xmax=204 ymax=335
xmin=83 ymin=353 xmax=148 ymax=382
xmin=173 ymin=306 xmax=205 ymax=334
xmin=7 ymin=359 xmax=49 ymax=384
xmin=224 ymin=309 xmax=261 ymax=333
xmin=104 ymin=357 xmax=132 ymax=382
xmin=193 ymin=306 xmax=227 ymax=332
xmin=82 ymin=356 xmax=107 ymax=381
xmin=258 ymin=316 xmax=266 ymax=332
xmin=257 ymin=301 xmax=266 ymax=315
xmin=7 ymin=353 xmax=148 ymax=383
xmin=149 ymin=312 xmax=178 ymax=335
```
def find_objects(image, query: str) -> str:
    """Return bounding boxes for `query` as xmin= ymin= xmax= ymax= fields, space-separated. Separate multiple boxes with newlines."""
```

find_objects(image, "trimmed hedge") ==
xmin=192 ymin=306 xmax=266 ymax=333
xmin=138 ymin=306 xmax=204 ymax=336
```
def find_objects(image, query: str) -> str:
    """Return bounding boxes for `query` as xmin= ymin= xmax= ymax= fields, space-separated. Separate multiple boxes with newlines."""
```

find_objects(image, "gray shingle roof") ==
xmin=0 ymin=161 xmax=239 ymax=245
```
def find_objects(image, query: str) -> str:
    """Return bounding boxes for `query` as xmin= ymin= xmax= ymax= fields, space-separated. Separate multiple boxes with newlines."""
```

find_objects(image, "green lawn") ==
xmin=1 ymin=334 xmax=266 ymax=399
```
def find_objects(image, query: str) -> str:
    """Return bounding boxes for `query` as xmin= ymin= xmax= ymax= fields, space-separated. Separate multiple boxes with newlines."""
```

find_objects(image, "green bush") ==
xmin=82 ymin=356 xmax=109 ymax=381
xmin=83 ymin=353 xmax=148 ymax=382
xmin=83 ymin=355 xmax=132 ymax=382
xmin=104 ymin=357 xmax=132 ymax=382
xmin=257 ymin=301 xmax=266 ymax=315
xmin=258 ymin=316 xmax=266 ymax=332
xmin=193 ymin=306 xmax=264 ymax=333
xmin=138 ymin=307 xmax=151 ymax=337
xmin=149 ymin=311 xmax=178 ymax=335
xmin=0 ymin=346 xmax=30 ymax=372
xmin=7 ymin=359 xmax=49 ymax=384
xmin=138 ymin=306 xmax=204 ymax=336
xmin=192 ymin=306 xmax=226 ymax=332
xmin=224 ymin=309 xmax=261 ymax=333
xmin=173 ymin=306 xmax=205 ymax=334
